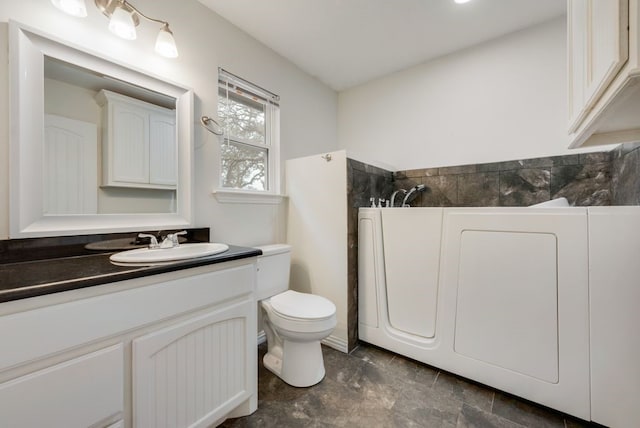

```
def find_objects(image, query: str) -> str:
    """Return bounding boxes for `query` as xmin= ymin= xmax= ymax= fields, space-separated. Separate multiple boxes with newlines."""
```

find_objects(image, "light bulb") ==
xmin=51 ymin=0 xmax=87 ymax=17
xmin=454 ymin=0 xmax=472 ymax=3
xmin=108 ymin=4 xmax=137 ymax=40
xmin=155 ymin=24 xmax=178 ymax=58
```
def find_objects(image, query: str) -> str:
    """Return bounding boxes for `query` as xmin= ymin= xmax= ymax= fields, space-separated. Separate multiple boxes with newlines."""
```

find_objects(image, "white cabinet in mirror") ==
xmin=9 ymin=21 xmax=193 ymax=237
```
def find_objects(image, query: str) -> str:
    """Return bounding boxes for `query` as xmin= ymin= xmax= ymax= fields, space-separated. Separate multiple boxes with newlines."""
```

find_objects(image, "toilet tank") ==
xmin=255 ymin=244 xmax=291 ymax=300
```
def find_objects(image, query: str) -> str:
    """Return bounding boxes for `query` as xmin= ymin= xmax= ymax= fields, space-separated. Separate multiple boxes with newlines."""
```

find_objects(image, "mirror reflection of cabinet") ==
xmin=43 ymin=114 xmax=98 ymax=215
xmin=96 ymin=90 xmax=177 ymax=190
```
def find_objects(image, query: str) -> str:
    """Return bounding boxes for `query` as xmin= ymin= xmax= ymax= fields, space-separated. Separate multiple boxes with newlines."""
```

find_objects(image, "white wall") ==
xmin=0 ymin=0 xmax=338 ymax=242
xmin=285 ymin=150 xmax=349 ymax=351
xmin=338 ymin=18 xmax=601 ymax=171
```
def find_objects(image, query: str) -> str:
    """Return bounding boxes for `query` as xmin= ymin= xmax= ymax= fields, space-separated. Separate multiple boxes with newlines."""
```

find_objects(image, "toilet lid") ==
xmin=270 ymin=290 xmax=336 ymax=320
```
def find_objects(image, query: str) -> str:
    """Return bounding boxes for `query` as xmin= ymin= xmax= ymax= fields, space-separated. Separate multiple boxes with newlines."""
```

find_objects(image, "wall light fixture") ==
xmin=51 ymin=0 xmax=179 ymax=58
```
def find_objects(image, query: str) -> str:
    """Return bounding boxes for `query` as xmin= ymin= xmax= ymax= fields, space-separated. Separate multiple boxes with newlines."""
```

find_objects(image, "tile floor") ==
xmin=221 ymin=342 xmax=599 ymax=428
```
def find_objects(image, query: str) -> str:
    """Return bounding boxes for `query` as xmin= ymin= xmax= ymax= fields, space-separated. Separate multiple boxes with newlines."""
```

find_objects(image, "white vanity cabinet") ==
xmin=133 ymin=299 xmax=254 ymax=428
xmin=0 ymin=258 xmax=257 ymax=428
xmin=0 ymin=344 xmax=124 ymax=428
xmin=568 ymin=0 xmax=628 ymax=134
xmin=565 ymin=0 xmax=640 ymax=148
xmin=96 ymin=89 xmax=177 ymax=189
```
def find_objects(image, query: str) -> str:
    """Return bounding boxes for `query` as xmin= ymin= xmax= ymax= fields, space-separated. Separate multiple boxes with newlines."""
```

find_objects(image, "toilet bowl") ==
xmin=256 ymin=245 xmax=337 ymax=387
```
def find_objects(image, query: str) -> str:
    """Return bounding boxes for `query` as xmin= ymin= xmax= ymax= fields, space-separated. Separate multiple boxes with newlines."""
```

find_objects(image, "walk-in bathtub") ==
xmin=358 ymin=205 xmax=640 ymax=424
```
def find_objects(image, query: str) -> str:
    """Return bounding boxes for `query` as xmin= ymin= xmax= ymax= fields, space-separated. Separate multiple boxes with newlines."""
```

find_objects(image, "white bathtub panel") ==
xmin=381 ymin=208 xmax=443 ymax=339
xmin=454 ymin=231 xmax=559 ymax=383
xmin=358 ymin=216 xmax=379 ymax=328
xmin=588 ymin=207 xmax=640 ymax=428
xmin=440 ymin=209 xmax=589 ymax=419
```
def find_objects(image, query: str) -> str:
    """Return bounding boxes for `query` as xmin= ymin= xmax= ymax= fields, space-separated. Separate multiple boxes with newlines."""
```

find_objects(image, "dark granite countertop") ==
xmin=0 ymin=229 xmax=261 ymax=303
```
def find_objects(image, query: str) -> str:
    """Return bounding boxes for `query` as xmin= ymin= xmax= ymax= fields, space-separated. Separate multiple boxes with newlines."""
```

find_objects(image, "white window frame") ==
xmin=214 ymin=69 xmax=282 ymax=204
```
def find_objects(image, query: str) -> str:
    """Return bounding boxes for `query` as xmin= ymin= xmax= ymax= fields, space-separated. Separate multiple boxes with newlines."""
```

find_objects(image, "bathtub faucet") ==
xmin=390 ymin=189 xmax=407 ymax=207
xmin=402 ymin=184 xmax=426 ymax=207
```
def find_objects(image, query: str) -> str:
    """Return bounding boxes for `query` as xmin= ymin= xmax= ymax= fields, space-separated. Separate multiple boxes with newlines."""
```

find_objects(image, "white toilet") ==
xmin=256 ymin=244 xmax=337 ymax=387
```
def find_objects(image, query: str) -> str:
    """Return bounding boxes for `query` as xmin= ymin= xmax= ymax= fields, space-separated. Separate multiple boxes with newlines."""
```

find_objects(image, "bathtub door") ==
xmin=439 ymin=208 xmax=590 ymax=419
xmin=381 ymin=208 xmax=443 ymax=339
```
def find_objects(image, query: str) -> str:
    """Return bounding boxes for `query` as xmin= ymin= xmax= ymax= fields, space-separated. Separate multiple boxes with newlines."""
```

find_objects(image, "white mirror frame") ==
xmin=9 ymin=22 xmax=194 ymax=238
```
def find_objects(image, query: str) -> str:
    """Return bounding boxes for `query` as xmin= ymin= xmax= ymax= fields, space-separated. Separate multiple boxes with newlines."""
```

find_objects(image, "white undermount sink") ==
xmin=110 ymin=243 xmax=229 ymax=264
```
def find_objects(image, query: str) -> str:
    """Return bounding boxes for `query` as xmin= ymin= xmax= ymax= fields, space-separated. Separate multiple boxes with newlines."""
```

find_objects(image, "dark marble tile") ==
xmin=392 ymin=385 xmax=461 ymax=428
xmin=499 ymin=169 xmax=550 ymax=206
xmin=394 ymin=170 xmax=408 ymax=180
xmin=551 ymin=163 xmax=611 ymax=206
xmin=458 ymin=173 xmax=499 ymax=207
xmin=612 ymin=141 xmax=640 ymax=158
xmin=422 ymin=175 xmax=458 ymax=207
xmin=440 ymin=164 xmax=477 ymax=175
xmin=346 ymin=233 xmax=358 ymax=352
xmin=478 ymin=160 xmax=526 ymax=172
xmin=385 ymin=354 xmax=439 ymax=387
xmin=340 ymin=359 xmax=403 ymax=410
xmin=404 ymin=168 xmax=428 ymax=178
xmin=225 ymin=344 xmax=592 ymax=428
xmin=348 ymin=158 xmax=393 ymax=178
xmin=348 ymin=158 xmax=368 ymax=173
xmin=521 ymin=157 xmax=555 ymax=169
xmin=612 ymin=145 xmax=640 ymax=205
xmin=434 ymin=372 xmax=494 ymax=412
xmin=349 ymin=342 xmax=397 ymax=369
xmin=492 ymin=393 xmax=565 ymax=428
xmin=457 ymin=404 xmax=525 ymax=428
xmin=580 ymin=151 xmax=611 ymax=165
xmin=549 ymin=154 xmax=581 ymax=166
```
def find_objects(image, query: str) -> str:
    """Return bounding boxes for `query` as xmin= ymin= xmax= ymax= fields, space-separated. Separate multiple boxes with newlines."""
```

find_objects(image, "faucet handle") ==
xmin=138 ymin=233 xmax=159 ymax=248
xmin=167 ymin=230 xmax=187 ymax=246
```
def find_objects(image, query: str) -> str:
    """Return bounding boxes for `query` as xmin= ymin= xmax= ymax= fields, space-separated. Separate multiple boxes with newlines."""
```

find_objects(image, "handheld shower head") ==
xmin=402 ymin=184 xmax=427 ymax=207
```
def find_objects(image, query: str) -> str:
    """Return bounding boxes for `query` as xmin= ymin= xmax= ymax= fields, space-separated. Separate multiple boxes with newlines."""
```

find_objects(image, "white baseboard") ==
xmin=257 ymin=330 xmax=266 ymax=345
xmin=257 ymin=330 xmax=348 ymax=353
xmin=322 ymin=334 xmax=348 ymax=353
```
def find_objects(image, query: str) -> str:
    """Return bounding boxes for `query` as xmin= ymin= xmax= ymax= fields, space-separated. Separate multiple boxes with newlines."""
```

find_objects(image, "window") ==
xmin=217 ymin=69 xmax=280 ymax=193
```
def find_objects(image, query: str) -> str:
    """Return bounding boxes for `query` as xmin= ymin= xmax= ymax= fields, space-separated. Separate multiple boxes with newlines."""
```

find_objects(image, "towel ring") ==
xmin=201 ymin=116 xmax=224 ymax=136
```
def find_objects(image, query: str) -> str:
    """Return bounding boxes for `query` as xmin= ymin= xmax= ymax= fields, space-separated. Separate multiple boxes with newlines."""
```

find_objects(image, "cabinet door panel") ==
xmin=133 ymin=300 xmax=254 ymax=428
xmin=584 ymin=0 xmax=628 ymax=111
xmin=149 ymin=112 xmax=177 ymax=186
xmin=0 ymin=344 xmax=123 ymax=428
xmin=568 ymin=0 xmax=588 ymax=130
xmin=111 ymin=103 xmax=149 ymax=184
xmin=568 ymin=0 xmax=628 ymax=134
xmin=43 ymin=114 xmax=98 ymax=214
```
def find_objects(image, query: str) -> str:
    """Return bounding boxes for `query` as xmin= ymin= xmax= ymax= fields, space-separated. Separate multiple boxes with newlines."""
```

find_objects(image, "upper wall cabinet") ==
xmin=96 ymin=90 xmax=177 ymax=190
xmin=566 ymin=0 xmax=640 ymax=148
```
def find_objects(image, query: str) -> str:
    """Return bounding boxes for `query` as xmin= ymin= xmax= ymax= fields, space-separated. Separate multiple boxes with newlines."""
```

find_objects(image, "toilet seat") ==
xmin=270 ymin=290 xmax=336 ymax=320
xmin=263 ymin=291 xmax=337 ymax=335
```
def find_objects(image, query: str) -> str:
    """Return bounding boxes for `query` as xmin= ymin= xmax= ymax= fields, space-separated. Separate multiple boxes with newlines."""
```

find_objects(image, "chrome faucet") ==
xmin=402 ymin=184 xmax=426 ymax=207
xmin=138 ymin=233 xmax=160 ymax=249
xmin=390 ymin=189 xmax=407 ymax=207
xmin=160 ymin=230 xmax=187 ymax=248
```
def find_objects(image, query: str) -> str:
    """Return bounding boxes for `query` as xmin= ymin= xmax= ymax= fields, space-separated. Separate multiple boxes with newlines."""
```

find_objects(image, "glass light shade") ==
xmin=108 ymin=5 xmax=137 ymax=40
xmin=51 ymin=0 xmax=87 ymax=17
xmin=155 ymin=26 xmax=178 ymax=58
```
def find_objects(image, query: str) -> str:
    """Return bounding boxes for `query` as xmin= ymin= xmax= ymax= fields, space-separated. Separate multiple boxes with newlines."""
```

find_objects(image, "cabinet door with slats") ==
xmin=133 ymin=299 xmax=254 ymax=428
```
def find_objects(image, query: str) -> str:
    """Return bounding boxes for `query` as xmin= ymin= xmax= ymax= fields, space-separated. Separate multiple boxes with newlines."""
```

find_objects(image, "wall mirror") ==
xmin=9 ymin=22 xmax=193 ymax=238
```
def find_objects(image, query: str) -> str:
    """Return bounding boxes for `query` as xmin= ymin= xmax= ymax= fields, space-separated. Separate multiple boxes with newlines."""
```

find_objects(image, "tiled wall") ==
xmin=612 ymin=142 xmax=640 ymax=205
xmin=394 ymin=152 xmax=612 ymax=207
xmin=346 ymin=159 xmax=394 ymax=350
xmin=346 ymin=146 xmax=640 ymax=345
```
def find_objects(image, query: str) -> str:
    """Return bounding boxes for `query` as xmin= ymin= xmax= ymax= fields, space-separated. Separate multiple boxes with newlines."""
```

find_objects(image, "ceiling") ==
xmin=199 ymin=0 xmax=566 ymax=91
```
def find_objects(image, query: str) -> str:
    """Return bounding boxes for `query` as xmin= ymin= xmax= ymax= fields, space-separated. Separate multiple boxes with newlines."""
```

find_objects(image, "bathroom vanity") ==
xmin=0 ymin=235 xmax=260 ymax=428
